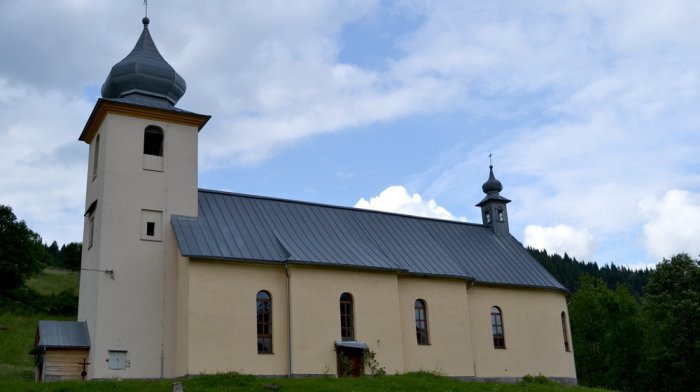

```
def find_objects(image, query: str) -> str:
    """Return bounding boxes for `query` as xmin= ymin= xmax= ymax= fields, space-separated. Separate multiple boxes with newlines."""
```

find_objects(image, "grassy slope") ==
xmin=0 ymin=372 xmax=612 ymax=392
xmin=26 ymin=268 xmax=80 ymax=296
xmin=0 ymin=267 xmax=79 ymax=382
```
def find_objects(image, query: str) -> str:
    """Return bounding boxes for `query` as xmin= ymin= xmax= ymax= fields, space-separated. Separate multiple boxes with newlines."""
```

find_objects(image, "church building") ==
xmin=76 ymin=17 xmax=577 ymax=382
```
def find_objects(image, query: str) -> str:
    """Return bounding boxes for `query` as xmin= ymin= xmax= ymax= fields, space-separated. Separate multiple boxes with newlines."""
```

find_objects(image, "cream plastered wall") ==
xmin=78 ymin=112 xmax=198 ymax=379
xmin=188 ymin=260 xmax=289 ymax=376
xmin=397 ymin=277 xmax=474 ymax=376
xmin=468 ymin=285 xmax=576 ymax=379
xmin=287 ymin=265 xmax=405 ymax=375
xmin=187 ymin=261 xmax=406 ymax=376
xmin=175 ymin=252 xmax=191 ymax=376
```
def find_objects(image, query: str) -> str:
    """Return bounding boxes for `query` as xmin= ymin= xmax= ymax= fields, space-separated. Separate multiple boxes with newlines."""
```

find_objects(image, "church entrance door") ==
xmin=335 ymin=346 xmax=364 ymax=377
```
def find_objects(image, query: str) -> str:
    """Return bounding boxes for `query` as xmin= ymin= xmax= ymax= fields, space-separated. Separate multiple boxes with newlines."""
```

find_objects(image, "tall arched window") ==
xmin=340 ymin=293 xmax=355 ymax=341
xmin=415 ymin=299 xmax=429 ymax=345
xmin=561 ymin=311 xmax=570 ymax=352
xmin=257 ymin=291 xmax=272 ymax=353
xmin=143 ymin=126 xmax=163 ymax=156
xmin=491 ymin=306 xmax=505 ymax=349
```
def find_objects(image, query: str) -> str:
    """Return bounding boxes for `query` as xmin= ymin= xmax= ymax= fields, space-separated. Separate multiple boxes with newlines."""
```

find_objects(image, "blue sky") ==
xmin=1 ymin=1 xmax=699 ymax=269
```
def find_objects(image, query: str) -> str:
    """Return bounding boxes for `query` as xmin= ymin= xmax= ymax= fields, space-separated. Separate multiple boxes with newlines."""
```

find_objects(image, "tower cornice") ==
xmin=79 ymin=98 xmax=210 ymax=143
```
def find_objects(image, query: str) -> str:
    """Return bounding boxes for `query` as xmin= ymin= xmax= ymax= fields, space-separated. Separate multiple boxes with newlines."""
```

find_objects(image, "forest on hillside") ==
xmin=526 ymin=248 xmax=651 ymax=298
xmin=1 ymin=204 xmax=698 ymax=390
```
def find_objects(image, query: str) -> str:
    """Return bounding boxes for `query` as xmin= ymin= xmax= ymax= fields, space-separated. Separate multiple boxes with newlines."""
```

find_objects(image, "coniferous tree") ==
xmin=46 ymin=240 xmax=60 ymax=265
xmin=59 ymin=242 xmax=82 ymax=270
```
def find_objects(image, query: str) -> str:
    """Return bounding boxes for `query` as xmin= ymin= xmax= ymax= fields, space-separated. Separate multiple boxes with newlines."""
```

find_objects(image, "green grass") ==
xmin=0 ymin=372 xmax=612 ymax=392
xmin=26 ymin=268 xmax=80 ymax=296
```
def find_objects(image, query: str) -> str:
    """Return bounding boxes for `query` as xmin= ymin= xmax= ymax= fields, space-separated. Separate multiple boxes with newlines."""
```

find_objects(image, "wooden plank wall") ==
xmin=43 ymin=349 xmax=89 ymax=381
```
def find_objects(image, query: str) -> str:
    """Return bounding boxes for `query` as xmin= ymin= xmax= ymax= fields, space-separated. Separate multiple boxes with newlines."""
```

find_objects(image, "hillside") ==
xmin=0 ymin=267 xmax=79 ymax=382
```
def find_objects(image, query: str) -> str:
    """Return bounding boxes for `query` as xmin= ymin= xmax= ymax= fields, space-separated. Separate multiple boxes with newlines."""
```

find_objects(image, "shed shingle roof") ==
xmin=172 ymin=189 xmax=566 ymax=291
xmin=36 ymin=321 xmax=90 ymax=348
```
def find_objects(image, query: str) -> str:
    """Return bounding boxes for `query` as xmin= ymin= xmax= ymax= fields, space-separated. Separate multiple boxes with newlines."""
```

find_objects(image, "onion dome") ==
xmin=482 ymin=165 xmax=503 ymax=194
xmin=101 ymin=17 xmax=186 ymax=106
xmin=476 ymin=165 xmax=510 ymax=207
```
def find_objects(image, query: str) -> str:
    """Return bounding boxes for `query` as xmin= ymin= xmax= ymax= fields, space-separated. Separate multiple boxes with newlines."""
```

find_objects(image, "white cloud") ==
xmin=524 ymin=224 xmax=595 ymax=260
xmin=639 ymin=190 xmax=700 ymax=260
xmin=355 ymin=185 xmax=466 ymax=221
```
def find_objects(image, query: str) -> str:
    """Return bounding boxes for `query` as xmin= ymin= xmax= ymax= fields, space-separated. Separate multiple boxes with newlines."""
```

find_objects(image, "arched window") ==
xmin=491 ymin=306 xmax=505 ymax=349
xmin=143 ymin=126 xmax=163 ymax=156
xmin=561 ymin=311 xmax=570 ymax=352
xmin=415 ymin=299 xmax=429 ymax=345
xmin=257 ymin=291 xmax=272 ymax=353
xmin=340 ymin=293 xmax=355 ymax=341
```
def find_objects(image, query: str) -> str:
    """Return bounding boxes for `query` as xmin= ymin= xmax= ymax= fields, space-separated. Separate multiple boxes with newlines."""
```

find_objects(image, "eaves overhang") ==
xmin=186 ymin=254 xmax=407 ymax=275
xmin=78 ymin=98 xmax=211 ymax=143
xmin=475 ymin=193 xmax=512 ymax=207
xmin=471 ymin=280 xmax=570 ymax=295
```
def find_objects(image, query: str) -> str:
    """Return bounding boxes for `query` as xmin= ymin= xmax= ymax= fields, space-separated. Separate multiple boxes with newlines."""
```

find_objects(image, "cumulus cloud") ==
xmin=355 ymin=185 xmax=466 ymax=221
xmin=639 ymin=190 xmax=700 ymax=259
xmin=524 ymin=224 xmax=595 ymax=260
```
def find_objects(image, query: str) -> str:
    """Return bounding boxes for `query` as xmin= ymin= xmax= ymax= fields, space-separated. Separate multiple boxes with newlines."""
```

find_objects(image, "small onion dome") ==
xmin=101 ymin=17 xmax=186 ymax=106
xmin=482 ymin=165 xmax=503 ymax=194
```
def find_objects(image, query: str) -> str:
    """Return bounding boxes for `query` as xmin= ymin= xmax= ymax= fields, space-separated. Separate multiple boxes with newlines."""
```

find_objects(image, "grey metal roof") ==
xmin=172 ymin=189 xmax=566 ymax=291
xmin=36 ymin=321 xmax=90 ymax=348
xmin=101 ymin=17 xmax=186 ymax=106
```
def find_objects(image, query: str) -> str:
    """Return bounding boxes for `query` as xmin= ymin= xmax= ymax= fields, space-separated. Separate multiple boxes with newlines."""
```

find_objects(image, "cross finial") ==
xmin=488 ymin=151 xmax=493 ymax=167
xmin=143 ymin=0 xmax=148 ymax=18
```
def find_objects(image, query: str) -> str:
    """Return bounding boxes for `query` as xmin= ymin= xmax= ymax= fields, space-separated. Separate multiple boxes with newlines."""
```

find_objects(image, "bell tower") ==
xmin=476 ymin=165 xmax=511 ymax=236
xmin=77 ymin=16 xmax=209 ymax=379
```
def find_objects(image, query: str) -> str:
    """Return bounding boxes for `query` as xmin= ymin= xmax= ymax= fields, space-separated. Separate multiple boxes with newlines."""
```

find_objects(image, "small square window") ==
xmin=140 ymin=210 xmax=162 ymax=241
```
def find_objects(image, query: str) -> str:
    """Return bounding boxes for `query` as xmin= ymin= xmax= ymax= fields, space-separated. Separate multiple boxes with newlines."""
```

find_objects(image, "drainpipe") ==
xmin=285 ymin=261 xmax=292 ymax=378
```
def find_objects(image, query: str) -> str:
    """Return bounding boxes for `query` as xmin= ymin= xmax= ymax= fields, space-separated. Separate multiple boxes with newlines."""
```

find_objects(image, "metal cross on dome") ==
xmin=143 ymin=0 xmax=148 ymax=17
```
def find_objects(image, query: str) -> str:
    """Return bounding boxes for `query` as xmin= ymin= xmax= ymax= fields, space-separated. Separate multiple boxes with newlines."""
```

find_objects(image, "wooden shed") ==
xmin=33 ymin=320 xmax=90 ymax=382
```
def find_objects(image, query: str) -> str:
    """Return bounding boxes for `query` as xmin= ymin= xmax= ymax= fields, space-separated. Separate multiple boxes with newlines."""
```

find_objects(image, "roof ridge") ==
xmin=198 ymin=188 xmax=486 ymax=228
